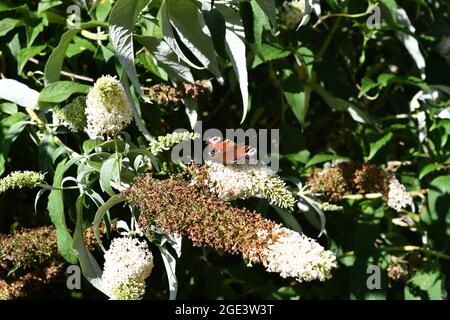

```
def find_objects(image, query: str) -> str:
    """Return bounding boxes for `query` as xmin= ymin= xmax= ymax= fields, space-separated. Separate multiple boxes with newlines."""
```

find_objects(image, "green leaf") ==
xmin=136 ymin=36 xmax=194 ymax=83
xmin=109 ymin=0 xmax=150 ymax=97
xmin=95 ymin=0 xmax=113 ymax=21
xmin=254 ymin=0 xmax=276 ymax=26
xmin=405 ymin=262 xmax=444 ymax=300
xmin=93 ymin=194 xmax=125 ymax=251
xmin=394 ymin=8 xmax=426 ymax=79
xmin=281 ymin=69 xmax=308 ymax=126
xmin=17 ymin=45 xmax=46 ymax=75
xmin=37 ymin=1 xmax=63 ymax=15
xmin=366 ymin=132 xmax=393 ymax=161
xmin=39 ymin=81 xmax=91 ymax=103
xmin=272 ymin=206 xmax=302 ymax=233
xmin=0 ymin=102 xmax=18 ymax=115
xmin=39 ymin=131 xmax=58 ymax=172
xmin=73 ymin=194 xmax=105 ymax=294
xmin=419 ymin=163 xmax=440 ymax=180
xmin=217 ymin=4 xmax=249 ymax=124
xmin=159 ymin=0 xmax=202 ymax=70
xmin=311 ymin=82 xmax=372 ymax=124
xmin=99 ymin=154 xmax=120 ymax=196
xmin=252 ymin=43 xmax=291 ymax=68
xmin=44 ymin=29 xmax=78 ymax=83
xmin=136 ymin=51 xmax=169 ymax=81
xmin=0 ymin=18 xmax=20 ymax=37
xmin=422 ymin=176 xmax=450 ymax=251
xmin=203 ymin=8 xmax=226 ymax=59
xmin=0 ymin=112 xmax=28 ymax=176
xmin=305 ymin=154 xmax=350 ymax=168
xmin=167 ymin=0 xmax=222 ymax=81
xmin=47 ymin=159 xmax=78 ymax=264
xmin=0 ymin=79 xmax=40 ymax=109
xmin=358 ymin=77 xmax=379 ymax=98
xmin=44 ymin=22 xmax=107 ymax=84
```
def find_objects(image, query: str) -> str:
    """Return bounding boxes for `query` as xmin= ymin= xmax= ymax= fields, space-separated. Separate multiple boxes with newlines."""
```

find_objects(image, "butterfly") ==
xmin=206 ymin=136 xmax=257 ymax=164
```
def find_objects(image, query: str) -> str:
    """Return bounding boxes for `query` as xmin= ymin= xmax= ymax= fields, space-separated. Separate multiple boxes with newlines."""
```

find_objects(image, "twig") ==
xmin=342 ymin=189 xmax=428 ymax=200
xmin=386 ymin=246 xmax=450 ymax=260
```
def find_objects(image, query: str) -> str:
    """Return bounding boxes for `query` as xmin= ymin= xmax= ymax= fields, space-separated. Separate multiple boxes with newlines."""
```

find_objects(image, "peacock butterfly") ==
xmin=206 ymin=136 xmax=257 ymax=164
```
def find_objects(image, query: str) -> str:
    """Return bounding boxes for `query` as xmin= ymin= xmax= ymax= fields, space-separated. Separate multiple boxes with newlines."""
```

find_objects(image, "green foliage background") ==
xmin=0 ymin=0 xmax=450 ymax=300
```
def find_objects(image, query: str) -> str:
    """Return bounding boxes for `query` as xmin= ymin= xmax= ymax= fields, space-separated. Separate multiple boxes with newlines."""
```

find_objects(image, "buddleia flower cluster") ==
xmin=386 ymin=176 xmax=413 ymax=212
xmin=0 ymin=171 xmax=45 ymax=194
xmin=149 ymin=131 xmax=200 ymax=155
xmin=194 ymin=161 xmax=297 ymax=210
xmin=254 ymin=226 xmax=336 ymax=282
xmin=85 ymin=75 xmax=133 ymax=139
xmin=147 ymin=80 xmax=212 ymax=105
xmin=53 ymin=96 xmax=87 ymax=133
xmin=123 ymin=174 xmax=336 ymax=283
xmin=101 ymin=236 xmax=154 ymax=300
xmin=281 ymin=0 xmax=306 ymax=29
xmin=306 ymin=163 xmax=413 ymax=212
xmin=0 ymin=226 xmax=64 ymax=300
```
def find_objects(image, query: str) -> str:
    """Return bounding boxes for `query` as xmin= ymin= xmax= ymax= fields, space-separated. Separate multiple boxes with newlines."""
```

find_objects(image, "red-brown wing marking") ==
xmin=207 ymin=136 xmax=257 ymax=164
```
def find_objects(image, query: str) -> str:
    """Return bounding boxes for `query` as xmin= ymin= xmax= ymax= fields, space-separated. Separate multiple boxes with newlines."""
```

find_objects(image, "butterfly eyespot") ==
xmin=209 ymin=149 xmax=221 ymax=155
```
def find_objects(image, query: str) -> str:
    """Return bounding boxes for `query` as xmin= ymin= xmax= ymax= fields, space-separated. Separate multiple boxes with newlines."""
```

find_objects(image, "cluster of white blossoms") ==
xmin=85 ymin=75 xmax=133 ymax=139
xmin=258 ymin=226 xmax=337 ymax=282
xmin=204 ymin=161 xmax=297 ymax=210
xmin=149 ymin=131 xmax=200 ymax=155
xmin=53 ymin=96 xmax=87 ymax=133
xmin=386 ymin=176 xmax=413 ymax=212
xmin=0 ymin=171 xmax=45 ymax=193
xmin=281 ymin=0 xmax=306 ymax=29
xmin=102 ymin=236 xmax=154 ymax=300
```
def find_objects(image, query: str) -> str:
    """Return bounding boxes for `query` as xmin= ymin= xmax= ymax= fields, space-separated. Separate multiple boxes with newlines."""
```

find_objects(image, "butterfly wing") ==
xmin=207 ymin=136 xmax=257 ymax=164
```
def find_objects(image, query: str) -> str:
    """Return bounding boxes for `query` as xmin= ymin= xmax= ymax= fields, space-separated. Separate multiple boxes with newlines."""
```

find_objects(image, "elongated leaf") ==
xmin=159 ymin=0 xmax=203 ymax=70
xmin=306 ymin=154 xmax=350 ymax=168
xmin=311 ymin=82 xmax=372 ymax=124
xmin=217 ymin=4 xmax=249 ymax=124
xmin=44 ymin=22 xmax=105 ymax=84
xmin=272 ymin=206 xmax=302 ymax=233
xmin=0 ymin=102 xmax=18 ymax=115
xmin=159 ymin=242 xmax=178 ymax=300
xmin=167 ymin=0 xmax=222 ymax=80
xmin=281 ymin=69 xmax=308 ymax=126
xmin=73 ymin=194 xmax=105 ymax=294
xmin=136 ymin=36 xmax=194 ymax=83
xmin=109 ymin=0 xmax=150 ymax=96
xmin=0 ymin=112 xmax=28 ymax=176
xmin=0 ymin=18 xmax=19 ymax=37
xmin=39 ymin=81 xmax=91 ymax=103
xmin=255 ymin=0 xmax=276 ymax=26
xmin=395 ymin=8 xmax=426 ymax=79
xmin=203 ymin=8 xmax=226 ymax=58
xmin=17 ymin=45 xmax=46 ymax=75
xmin=99 ymin=154 xmax=120 ymax=196
xmin=93 ymin=194 xmax=125 ymax=251
xmin=47 ymin=159 xmax=78 ymax=263
xmin=367 ymin=132 xmax=393 ymax=161
xmin=44 ymin=29 xmax=79 ymax=83
xmin=422 ymin=176 xmax=450 ymax=251
xmin=0 ymin=79 xmax=40 ymax=109
xmin=298 ymin=195 xmax=327 ymax=237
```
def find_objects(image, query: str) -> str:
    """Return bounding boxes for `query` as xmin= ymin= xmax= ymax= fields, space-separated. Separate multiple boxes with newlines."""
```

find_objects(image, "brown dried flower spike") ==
xmin=122 ymin=174 xmax=336 ymax=282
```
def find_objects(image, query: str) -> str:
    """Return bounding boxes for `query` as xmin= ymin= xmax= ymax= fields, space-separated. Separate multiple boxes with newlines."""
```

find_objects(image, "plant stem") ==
xmin=386 ymin=246 xmax=450 ymax=260
xmin=316 ymin=17 xmax=341 ymax=62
